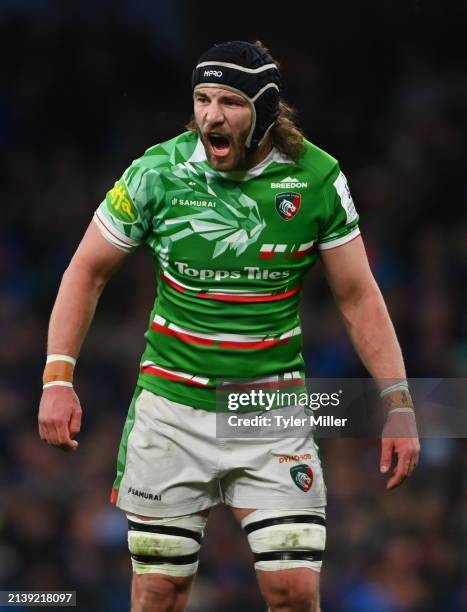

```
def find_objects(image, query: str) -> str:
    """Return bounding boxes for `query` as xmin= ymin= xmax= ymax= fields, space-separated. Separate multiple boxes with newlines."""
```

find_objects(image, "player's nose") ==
xmin=204 ymin=101 xmax=225 ymax=126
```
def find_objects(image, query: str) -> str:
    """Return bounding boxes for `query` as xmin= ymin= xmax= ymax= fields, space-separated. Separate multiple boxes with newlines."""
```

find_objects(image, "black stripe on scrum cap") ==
xmin=194 ymin=64 xmax=277 ymax=100
xmin=192 ymin=41 xmax=281 ymax=149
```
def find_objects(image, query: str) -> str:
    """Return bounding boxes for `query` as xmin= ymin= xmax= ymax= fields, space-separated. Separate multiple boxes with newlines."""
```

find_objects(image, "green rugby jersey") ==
xmin=94 ymin=131 xmax=360 ymax=410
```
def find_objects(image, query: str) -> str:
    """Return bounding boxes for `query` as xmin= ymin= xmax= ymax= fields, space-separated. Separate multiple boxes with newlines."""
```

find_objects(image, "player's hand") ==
xmin=38 ymin=386 xmax=82 ymax=451
xmin=380 ymin=410 xmax=420 ymax=490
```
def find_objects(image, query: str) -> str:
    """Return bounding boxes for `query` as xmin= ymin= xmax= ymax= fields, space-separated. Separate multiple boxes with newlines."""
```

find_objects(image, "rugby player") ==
xmin=38 ymin=41 xmax=420 ymax=611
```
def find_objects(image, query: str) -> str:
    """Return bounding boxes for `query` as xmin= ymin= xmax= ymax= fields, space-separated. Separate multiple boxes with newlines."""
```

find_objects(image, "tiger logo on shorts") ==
xmin=290 ymin=464 xmax=313 ymax=492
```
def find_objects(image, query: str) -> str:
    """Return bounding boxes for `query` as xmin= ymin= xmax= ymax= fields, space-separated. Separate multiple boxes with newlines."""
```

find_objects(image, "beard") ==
xmin=197 ymin=127 xmax=253 ymax=172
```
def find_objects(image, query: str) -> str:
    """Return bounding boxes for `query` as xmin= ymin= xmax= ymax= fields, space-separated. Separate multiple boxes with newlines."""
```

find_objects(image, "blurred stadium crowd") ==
xmin=0 ymin=2 xmax=466 ymax=611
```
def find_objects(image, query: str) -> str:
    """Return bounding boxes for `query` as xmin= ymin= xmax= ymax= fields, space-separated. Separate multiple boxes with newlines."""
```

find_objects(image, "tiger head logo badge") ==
xmin=276 ymin=192 xmax=301 ymax=220
xmin=290 ymin=464 xmax=313 ymax=492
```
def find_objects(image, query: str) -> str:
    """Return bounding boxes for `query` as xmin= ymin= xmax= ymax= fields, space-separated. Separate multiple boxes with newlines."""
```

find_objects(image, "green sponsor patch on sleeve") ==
xmin=106 ymin=179 xmax=139 ymax=224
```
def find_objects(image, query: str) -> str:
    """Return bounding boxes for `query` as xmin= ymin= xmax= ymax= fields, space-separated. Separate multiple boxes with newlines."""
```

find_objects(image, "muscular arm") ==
xmin=39 ymin=221 xmax=130 ymax=450
xmin=319 ymin=236 xmax=405 ymax=381
xmin=47 ymin=221 xmax=129 ymax=356
xmin=320 ymin=235 xmax=420 ymax=488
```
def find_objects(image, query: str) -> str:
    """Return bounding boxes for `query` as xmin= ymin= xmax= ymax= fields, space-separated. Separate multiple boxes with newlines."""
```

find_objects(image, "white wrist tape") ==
xmin=380 ymin=381 xmax=409 ymax=397
xmin=46 ymin=354 xmax=77 ymax=365
xmin=43 ymin=381 xmax=74 ymax=389
xmin=387 ymin=407 xmax=415 ymax=415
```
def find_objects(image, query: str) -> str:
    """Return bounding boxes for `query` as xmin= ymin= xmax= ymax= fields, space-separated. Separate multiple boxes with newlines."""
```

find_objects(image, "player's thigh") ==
xmin=256 ymin=566 xmax=321 ymax=612
xmin=232 ymin=507 xmax=323 ymax=611
xmin=130 ymin=509 xmax=210 ymax=610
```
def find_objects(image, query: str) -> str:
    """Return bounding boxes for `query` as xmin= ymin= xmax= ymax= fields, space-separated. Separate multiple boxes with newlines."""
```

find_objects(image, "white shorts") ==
xmin=112 ymin=388 xmax=327 ymax=517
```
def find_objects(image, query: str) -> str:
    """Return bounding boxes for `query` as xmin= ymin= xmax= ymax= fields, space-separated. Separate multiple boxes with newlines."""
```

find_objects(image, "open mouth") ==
xmin=207 ymin=134 xmax=231 ymax=158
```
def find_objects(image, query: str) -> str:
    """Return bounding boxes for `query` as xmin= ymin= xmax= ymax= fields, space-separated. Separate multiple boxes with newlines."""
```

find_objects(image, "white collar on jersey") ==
xmin=187 ymin=135 xmax=293 ymax=181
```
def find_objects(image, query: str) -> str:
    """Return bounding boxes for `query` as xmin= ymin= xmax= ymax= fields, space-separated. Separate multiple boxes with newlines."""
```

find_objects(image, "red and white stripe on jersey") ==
xmin=220 ymin=371 xmax=302 ymax=384
xmin=160 ymin=271 xmax=301 ymax=303
xmin=259 ymin=243 xmax=288 ymax=259
xmin=259 ymin=239 xmax=315 ymax=259
xmin=161 ymin=270 xmax=201 ymax=292
xmin=291 ymin=239 xmax=316 ymax=258
xmin=220 ymin=371 xmax=304 ymax=391
xmin=93 ymin=210 xmax=141 ymax=252
xmin=140 ymin=361 xmax=304 ymax=389
xmin=140 ymin=362 xmax=211 ymax=387
xmin=151 ymin=315 xmax=301 ymax=349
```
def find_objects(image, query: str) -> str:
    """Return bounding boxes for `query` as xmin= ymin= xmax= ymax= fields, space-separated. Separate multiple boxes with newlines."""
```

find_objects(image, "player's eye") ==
xmin=224 ymin=99 xmax=242 ymax=107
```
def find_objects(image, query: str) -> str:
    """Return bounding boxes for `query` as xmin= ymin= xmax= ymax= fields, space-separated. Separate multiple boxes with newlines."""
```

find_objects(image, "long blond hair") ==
xmin=268 ymin=100 xmax=304 ymax=161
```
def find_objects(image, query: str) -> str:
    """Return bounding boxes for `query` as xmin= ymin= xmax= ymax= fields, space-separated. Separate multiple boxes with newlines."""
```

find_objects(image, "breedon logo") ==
xmin=290 ymin=464 xmax=313 ymax=492
xmin=276 ymin=192 xmax=301 ymax=220
xmin=271 ymin=176 xmax=308 ymax=189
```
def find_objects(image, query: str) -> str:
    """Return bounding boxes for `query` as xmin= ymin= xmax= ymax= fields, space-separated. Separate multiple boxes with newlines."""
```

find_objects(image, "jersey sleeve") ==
xmin=93 ymin=160 xmax=152 ymax=252
xmin=318 ymin=163 xmax=360 ymax=250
